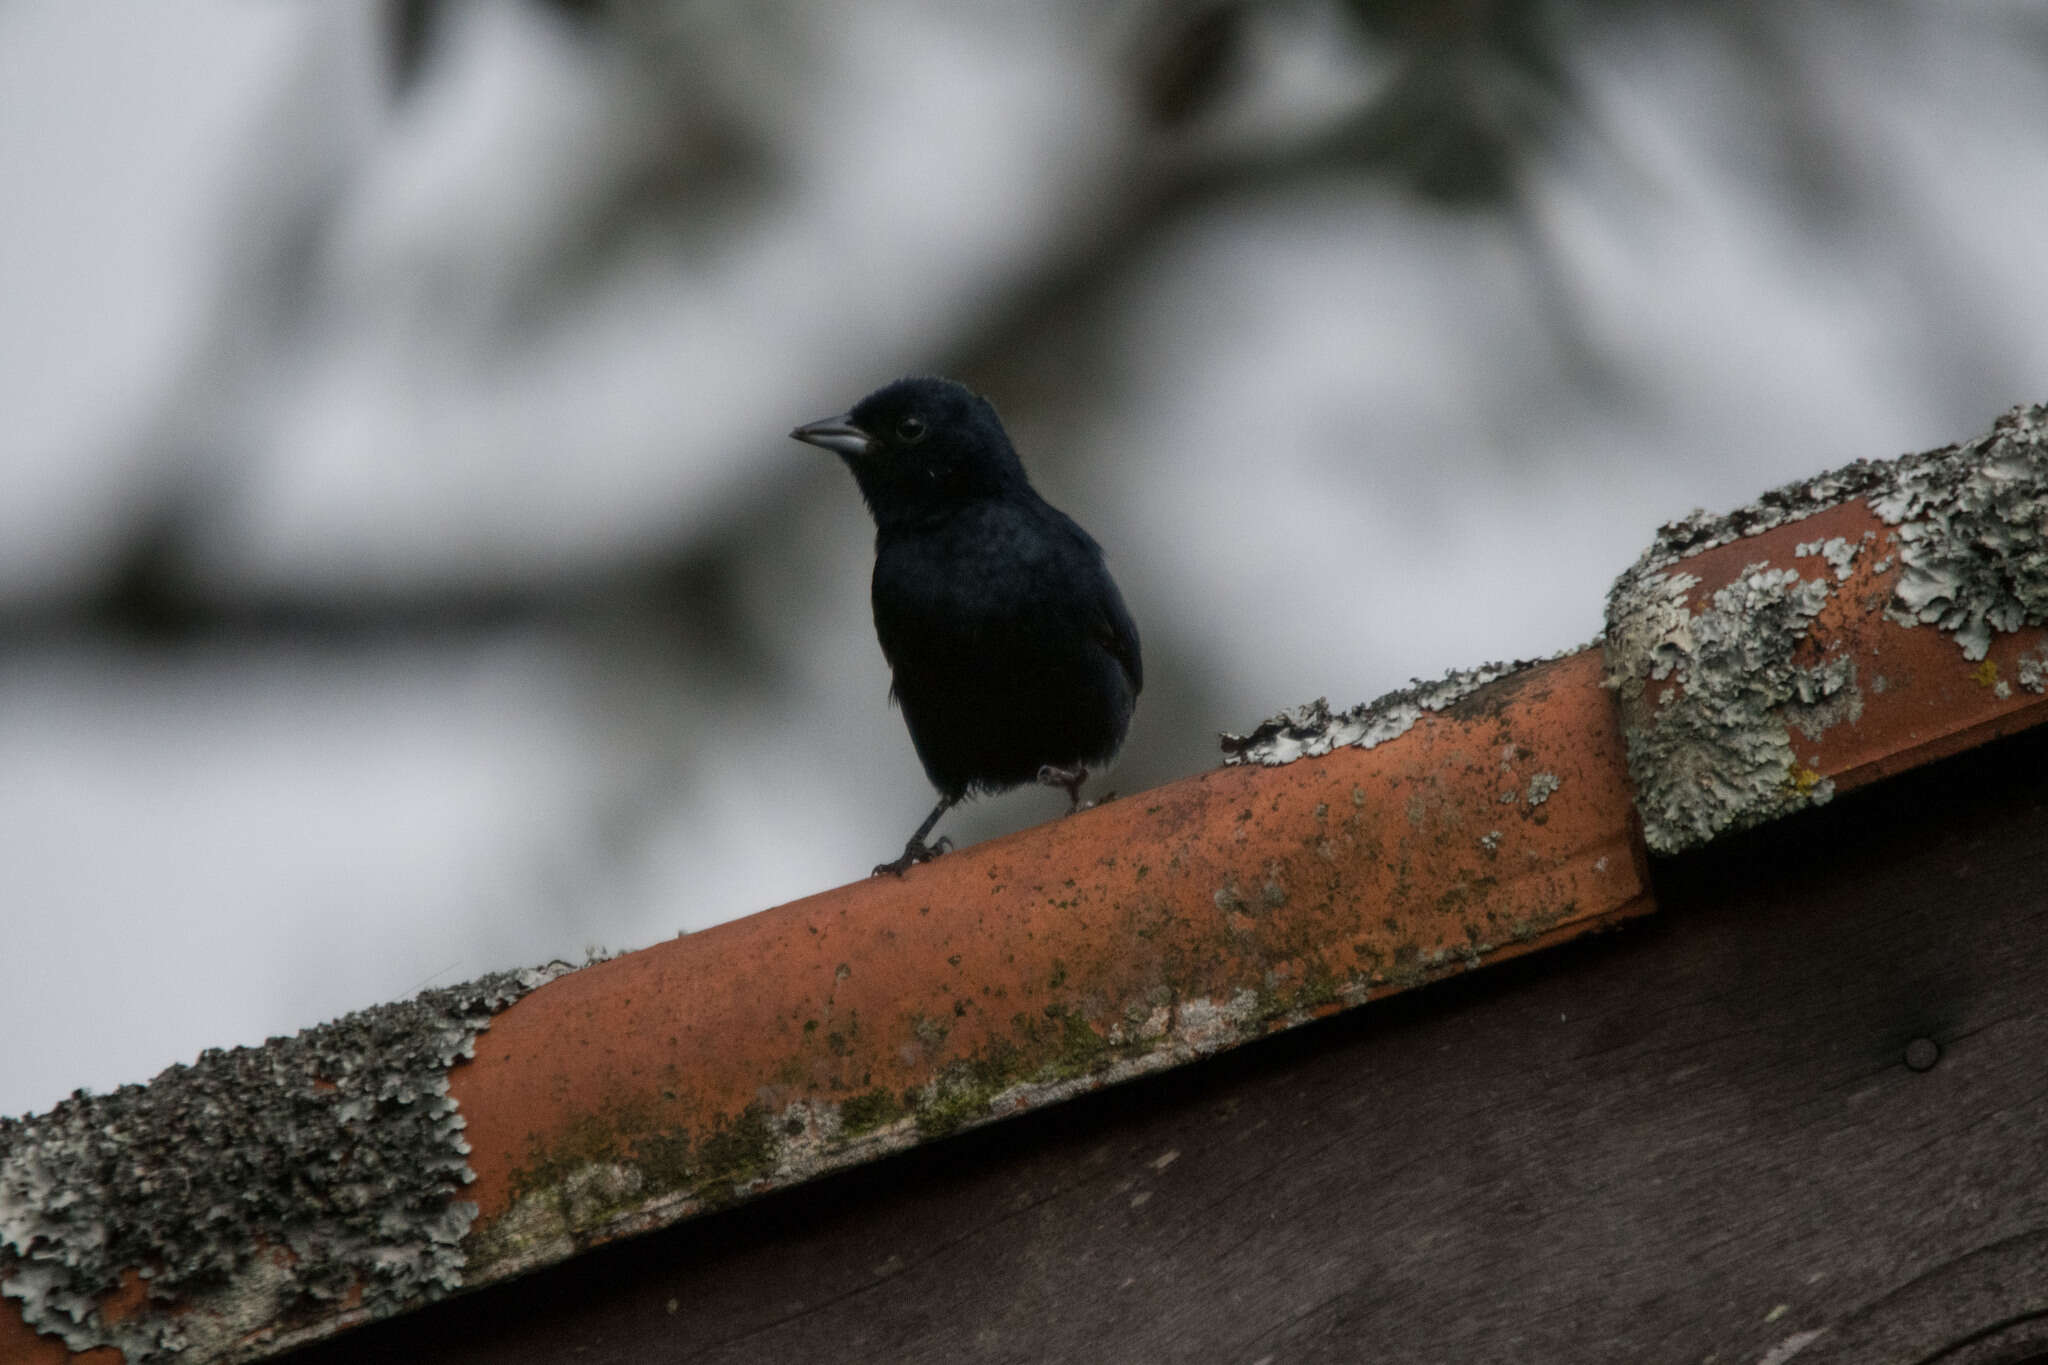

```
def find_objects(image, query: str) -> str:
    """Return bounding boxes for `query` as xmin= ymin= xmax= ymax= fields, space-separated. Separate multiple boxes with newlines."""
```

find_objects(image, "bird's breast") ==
xmin=871 ymin=510 xmax=1081 ymax=654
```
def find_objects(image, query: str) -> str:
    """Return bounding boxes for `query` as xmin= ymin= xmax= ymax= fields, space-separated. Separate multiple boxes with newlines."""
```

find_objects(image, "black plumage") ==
xmin=792 ymin=377 xmax=1142 ymax=875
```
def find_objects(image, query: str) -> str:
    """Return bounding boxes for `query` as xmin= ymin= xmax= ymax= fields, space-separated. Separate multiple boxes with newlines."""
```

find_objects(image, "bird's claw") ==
xmin=872 ymin=835 xmax=952 ymax=878
xmin=1036 ymin=763 xmax=1088 ymax=812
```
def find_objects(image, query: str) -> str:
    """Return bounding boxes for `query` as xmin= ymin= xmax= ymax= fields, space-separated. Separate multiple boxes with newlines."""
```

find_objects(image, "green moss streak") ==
xmin=840 ymin=1087 xmax=908 ymax=1137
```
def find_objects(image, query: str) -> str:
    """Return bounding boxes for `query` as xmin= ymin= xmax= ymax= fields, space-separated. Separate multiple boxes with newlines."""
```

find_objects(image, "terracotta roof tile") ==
xmin=449 ymin=646 xmax=1649 ymax=1279
xmin=3 ymin=404 xmax=2045 ymax=1363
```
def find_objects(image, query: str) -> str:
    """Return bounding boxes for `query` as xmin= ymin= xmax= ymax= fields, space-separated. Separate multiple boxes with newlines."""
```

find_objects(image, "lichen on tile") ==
xmin=1871 ymin=403 xmax=2048 ymax=660
xmin=1636 ymin=405 xmax=2047 ymax=658
xmin=1604 ymin=562 xmax=1848 ymax=855
xmin=1603 ymin=402 xmax=2048 ymax=855
xmin=1640 ymin=468 xmax=1895 ymax=572
xmin=1218 ymin=651 xmax=1578 ymax=767
xmin=0 ymin=964 xmax=568 ymax=1362
xmin=1793 ymin=533 xmax=1864 ymax=582
xmin=2021 ymin=642 xmax=2048 ymax=695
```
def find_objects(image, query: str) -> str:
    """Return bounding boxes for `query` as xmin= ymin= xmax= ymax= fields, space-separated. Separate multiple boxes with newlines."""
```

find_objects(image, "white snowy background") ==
xmin=3 ymin=0 xmax=2045 ymax=1116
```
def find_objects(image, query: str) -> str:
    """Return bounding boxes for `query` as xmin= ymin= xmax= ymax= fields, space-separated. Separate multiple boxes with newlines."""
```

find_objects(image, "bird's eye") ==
xmin=896 ymin=415 xmax=927 ymax=443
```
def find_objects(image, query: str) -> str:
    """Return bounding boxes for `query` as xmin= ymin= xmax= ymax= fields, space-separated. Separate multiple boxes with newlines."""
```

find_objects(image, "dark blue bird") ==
xmin=793 ymin=377 xmax=1142 ymax=875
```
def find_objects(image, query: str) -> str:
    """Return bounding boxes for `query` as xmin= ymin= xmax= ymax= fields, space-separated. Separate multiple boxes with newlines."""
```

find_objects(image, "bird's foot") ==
xmin=873 ymin=835 xmax=952 ymax=878
xmin=1037 ymin=763 xmax=1088 ymax=812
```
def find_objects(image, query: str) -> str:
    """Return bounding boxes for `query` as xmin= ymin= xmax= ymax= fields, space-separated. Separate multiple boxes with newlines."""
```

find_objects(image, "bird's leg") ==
xmin=1036 ymin=763 xmax=1088 ymax=812
xmin=873 ymin=795 xmax=957 ymax=877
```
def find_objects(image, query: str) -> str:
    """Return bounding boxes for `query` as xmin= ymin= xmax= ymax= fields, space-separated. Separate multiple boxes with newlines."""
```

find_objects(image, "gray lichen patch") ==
xmin=2020 ymin=642 xmax=2048 ymax=695
xmin=1640 ymin=403 xmax=2048 ymax=662
xmin=1635 ymin=404 xmax=2048 ymax=654
xmin=1871 ymin=403 xmax=2048 ymax=660
xmin=1605 ymin=562 xmax=1848 ymax=855
xmin=1218 ymin=653 xmax=1574 ymax=767
xmin=1639 ymin=467 xmax=1896 ymax=573
xmin=0 ymin=964 xmax=568 ymax=1362
xmin=1604 ymin=402 xmax=2048 ymax=856
xmin=1795 ymin=533 xmax=1867 ymax=582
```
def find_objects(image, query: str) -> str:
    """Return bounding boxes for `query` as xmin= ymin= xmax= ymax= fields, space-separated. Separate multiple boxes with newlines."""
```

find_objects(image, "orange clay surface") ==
xmin=450 ymin=647 xmax=1653 ymax=1236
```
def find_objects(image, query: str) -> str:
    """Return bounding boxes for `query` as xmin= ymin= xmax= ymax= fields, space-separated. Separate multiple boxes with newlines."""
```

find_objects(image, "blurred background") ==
xmin=3 ymin=0 xmax=2045 ymax=1117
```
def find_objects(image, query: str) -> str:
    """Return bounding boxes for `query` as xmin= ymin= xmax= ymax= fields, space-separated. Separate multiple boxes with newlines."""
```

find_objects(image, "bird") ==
xmin=792 ymin=377 xmax=1142 ymax=876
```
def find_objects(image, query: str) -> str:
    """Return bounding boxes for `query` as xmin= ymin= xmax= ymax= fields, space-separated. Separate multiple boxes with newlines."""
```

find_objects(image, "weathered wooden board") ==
xmin=283 ymin=727 xmax=2048 ymax=1365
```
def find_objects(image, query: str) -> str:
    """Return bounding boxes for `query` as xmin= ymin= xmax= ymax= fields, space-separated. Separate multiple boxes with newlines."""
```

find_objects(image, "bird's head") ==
xmin=792 ymin=376 xmax=1030 ymax=526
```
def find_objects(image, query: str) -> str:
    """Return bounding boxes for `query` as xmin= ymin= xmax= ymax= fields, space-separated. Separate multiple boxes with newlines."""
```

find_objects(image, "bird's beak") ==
xmin=790 ymin=413 xmax=878 ymax=458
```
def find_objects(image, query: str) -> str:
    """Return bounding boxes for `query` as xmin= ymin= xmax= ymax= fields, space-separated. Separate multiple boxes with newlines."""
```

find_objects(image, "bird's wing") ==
xmin=1040 ymin=504 xmax=1142 ymax=698
xmin=1095 ymin=576 xmax=1143 ymax=697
